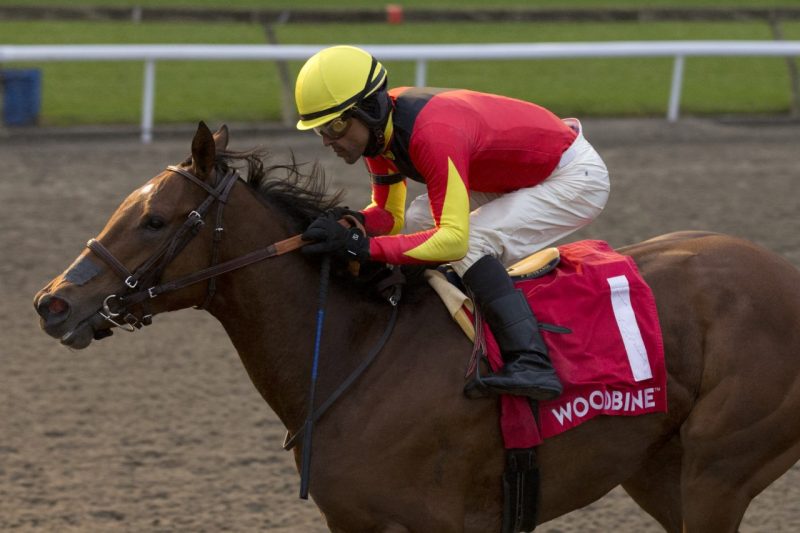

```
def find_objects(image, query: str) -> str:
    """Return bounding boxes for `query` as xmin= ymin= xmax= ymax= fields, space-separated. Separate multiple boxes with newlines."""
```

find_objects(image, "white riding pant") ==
xmin=404 ymin=119 xmax=610 ymax=277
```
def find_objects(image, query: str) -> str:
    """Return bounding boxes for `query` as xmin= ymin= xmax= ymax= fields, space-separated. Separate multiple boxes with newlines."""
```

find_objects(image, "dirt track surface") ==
xmin=3 ymin=118 xmax=799 ymax=532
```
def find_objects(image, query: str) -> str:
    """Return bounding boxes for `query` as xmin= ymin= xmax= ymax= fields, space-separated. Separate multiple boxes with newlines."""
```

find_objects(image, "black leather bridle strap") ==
xmin=120 ymin=236 xmax=303 ymax=307
xmin=85 ymin=164 xmax=350 ymax=329
xmin=88 ymin=167 xmax=237 ymax=292
xmin=141 ymin=167 xmax=236 ymax=281
xmin=200 ymin=167 xmax=240 ymax=309
xmin=87 ymin=238 xmax=137 ymax=287
xmin=166 ymin=164 xmax=227 ymax=200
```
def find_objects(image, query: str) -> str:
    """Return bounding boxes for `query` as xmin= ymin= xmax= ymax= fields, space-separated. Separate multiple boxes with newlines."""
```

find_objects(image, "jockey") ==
xmin=295 ymin=45 xmax=610 ymax=401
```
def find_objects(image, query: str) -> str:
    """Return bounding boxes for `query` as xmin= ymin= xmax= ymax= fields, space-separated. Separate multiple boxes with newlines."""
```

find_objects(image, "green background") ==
xmin=2 ymin=1 xmax=799 ymax=125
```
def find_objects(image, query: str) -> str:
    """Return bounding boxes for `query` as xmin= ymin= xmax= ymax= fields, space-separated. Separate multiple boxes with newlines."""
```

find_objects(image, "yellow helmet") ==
xmin=295 ymin=45 xmax=388 ymax=130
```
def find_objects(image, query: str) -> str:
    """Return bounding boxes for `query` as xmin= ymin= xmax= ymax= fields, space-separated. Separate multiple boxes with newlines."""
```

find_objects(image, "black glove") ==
xmin=302 ymin=213 xmax=370 ymax=260
xmin=326 ymin=206 xmax=365 ymax=225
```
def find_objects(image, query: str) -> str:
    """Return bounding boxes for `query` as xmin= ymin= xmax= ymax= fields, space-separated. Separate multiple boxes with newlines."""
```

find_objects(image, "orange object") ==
xmin=386 ymin=4 xmax=403 ymax=24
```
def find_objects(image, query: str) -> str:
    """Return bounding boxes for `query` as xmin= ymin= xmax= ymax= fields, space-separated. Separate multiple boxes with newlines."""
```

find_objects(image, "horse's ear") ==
xmin=213 ymin=124 xmax=229 ymax=152
xmin=191 ymin=121 xmax=216 ymax=178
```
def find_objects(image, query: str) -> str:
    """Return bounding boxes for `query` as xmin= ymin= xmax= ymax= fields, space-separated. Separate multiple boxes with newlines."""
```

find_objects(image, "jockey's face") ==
xmin=319 ymin=116 xmax=369 ymax=165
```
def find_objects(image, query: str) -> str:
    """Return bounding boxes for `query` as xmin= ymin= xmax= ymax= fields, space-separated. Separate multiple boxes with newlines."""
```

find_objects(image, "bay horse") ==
xmin=34 ymin=123 xmax=800 ymax=532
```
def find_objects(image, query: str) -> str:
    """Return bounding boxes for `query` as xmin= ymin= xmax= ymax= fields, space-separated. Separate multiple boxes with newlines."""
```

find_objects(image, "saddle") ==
xmin=429 ymin=240 xmax=666 ymax=446
xmin=425 ymin=249 xmax=563 ymax=533
xmin=424 ymin=247 xmax=561 ymax=342
xmin=427 ymin=242 xmax=667 ymax=533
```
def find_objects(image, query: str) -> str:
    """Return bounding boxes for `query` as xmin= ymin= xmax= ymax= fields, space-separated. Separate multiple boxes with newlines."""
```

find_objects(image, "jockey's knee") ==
xmin=451 ymin=237 xmax=501 ymax=277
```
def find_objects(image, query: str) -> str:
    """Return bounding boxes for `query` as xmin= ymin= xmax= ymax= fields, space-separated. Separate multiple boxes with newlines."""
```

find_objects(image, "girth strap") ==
xmin=502 ymin=447 xmax=540 ymax=533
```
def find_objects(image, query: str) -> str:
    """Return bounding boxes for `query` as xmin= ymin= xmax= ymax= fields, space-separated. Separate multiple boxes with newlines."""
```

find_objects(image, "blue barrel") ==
xmin=2 ymin=69 xmax=42 ymax=126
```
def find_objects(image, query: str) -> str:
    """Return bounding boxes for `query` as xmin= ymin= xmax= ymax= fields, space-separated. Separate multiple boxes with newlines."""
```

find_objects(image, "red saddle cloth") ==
xmin=484 ymin=240 xmax=667 ymax=449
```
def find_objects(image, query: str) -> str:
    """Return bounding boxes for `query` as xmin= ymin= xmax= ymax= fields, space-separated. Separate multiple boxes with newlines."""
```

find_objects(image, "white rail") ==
xmin=1 ymin=41 xmax=799 ymax=143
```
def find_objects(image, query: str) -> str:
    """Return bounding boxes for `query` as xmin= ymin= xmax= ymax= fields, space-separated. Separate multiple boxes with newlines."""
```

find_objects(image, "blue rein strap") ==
xmin=282 ymin=267 xmax=404 ymax=455
xmin=299 ymin=254 xmax=331 ymax=500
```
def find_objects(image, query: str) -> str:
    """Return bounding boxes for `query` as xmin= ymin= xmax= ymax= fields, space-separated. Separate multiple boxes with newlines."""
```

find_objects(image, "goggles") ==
xmin=313 ymin=115 xmax=351 ymax=140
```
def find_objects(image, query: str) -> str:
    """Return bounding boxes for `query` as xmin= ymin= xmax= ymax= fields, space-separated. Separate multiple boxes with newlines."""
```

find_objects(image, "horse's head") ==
xmin=34 ymin=122 xmax=238 ymax=349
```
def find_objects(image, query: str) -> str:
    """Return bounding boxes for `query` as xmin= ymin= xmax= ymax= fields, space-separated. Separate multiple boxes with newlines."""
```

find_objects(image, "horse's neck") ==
xmin=204 ymin=193 xmax=366 ymax=433
xmin=216 ymin=266 xmax=388 ymax=438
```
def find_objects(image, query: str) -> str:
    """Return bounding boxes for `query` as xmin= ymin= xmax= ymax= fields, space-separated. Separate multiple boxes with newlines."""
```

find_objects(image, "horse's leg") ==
xmin=627 ymin=234 xmax=800 ymax=533
xmin=679 ymin=415 xmax=800 ymax=533
xmin=678 ymin=325 xmax=800 ymax=531
xmin=621 ymin=435 xmax=683 ymax=533
xmin=678 ymin=427 xmax=750 ymax=533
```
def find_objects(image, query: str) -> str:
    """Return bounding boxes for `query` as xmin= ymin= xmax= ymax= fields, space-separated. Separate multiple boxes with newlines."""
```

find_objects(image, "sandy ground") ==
xmin=2 ymin=117 xmax=800 ymax=532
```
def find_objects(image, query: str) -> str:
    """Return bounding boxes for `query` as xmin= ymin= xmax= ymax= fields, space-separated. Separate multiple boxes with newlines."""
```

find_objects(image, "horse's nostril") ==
xmin=48 ymin=297 xmax=67 ymax=315
xmin=37 ymin=293 xmax=71 ymax=321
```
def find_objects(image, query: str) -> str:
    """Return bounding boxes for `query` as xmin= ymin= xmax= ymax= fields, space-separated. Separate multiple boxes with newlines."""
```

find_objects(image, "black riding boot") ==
xmin=463 ymin=256 xmax=563 ymax=401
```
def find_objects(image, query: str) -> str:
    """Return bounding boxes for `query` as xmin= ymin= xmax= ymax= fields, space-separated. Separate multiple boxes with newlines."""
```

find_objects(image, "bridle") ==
xmin=84 ymin=162 xmax=403 ymax=493
xmin=86 ymin=164 xmax=305 ymax=333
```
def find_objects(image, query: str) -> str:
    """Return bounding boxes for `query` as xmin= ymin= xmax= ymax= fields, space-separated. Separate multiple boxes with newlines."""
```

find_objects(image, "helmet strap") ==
xmin=363 ymin=126 xmax=386 ymax=158
xmin=354 ymin=91 xmax=393 ymax=157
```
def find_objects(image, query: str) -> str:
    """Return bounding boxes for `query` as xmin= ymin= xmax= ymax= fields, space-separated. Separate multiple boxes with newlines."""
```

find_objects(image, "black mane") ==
xmin=205 ymin=147 xmax=431 ymax=299
xmin=214 ymin=148 xmax=344 ymax=232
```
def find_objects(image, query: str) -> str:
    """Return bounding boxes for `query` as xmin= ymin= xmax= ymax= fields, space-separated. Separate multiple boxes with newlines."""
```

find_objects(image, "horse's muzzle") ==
xmin=34 ymin=291 xmax=71 ymax=331
xmin=34 ymin=289 xmax=111 ymax=348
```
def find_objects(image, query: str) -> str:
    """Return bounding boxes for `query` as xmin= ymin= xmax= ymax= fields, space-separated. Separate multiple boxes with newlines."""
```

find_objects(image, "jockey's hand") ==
xmin=326 ymin=206 xmax=365 ymax=225
xmin=302 ymin=213 xmax=370 ymax=260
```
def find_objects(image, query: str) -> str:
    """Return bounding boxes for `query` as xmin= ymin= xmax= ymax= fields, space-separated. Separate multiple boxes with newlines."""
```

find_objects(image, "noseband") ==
xmin=86 ymin=165 xmax=304 ymax=332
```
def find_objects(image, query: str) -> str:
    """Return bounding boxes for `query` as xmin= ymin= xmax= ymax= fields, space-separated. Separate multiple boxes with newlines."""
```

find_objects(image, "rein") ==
xmin=86 ymin=165 xmax=306 ymax=330
xmin=87 ymin=164 xmax=403 ymax=498
xmin=299 ymin=254 xmax=331 ymax=500
xmin=282 ymin=298 xmax=399 ymax=451
xmin=109 ymin=233 xmax=306 ymax=308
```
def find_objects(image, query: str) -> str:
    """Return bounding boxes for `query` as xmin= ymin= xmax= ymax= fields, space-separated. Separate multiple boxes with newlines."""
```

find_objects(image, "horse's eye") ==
xmin=145 ymin=216 xmax=165 ymax=231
